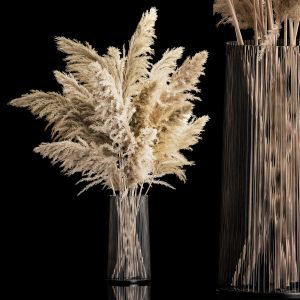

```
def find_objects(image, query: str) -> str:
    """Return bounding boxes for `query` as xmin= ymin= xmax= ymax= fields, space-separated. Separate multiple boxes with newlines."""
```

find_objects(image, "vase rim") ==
xmin=226 ymin=40 xmax=299 ymax=48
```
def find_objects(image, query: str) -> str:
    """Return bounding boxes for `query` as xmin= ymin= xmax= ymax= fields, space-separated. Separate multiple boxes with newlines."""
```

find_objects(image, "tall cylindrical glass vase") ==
xmin=107 ymin=194 xmax=151 ymax=284
xmin=218 ymin=41 xmax=300 ymax=298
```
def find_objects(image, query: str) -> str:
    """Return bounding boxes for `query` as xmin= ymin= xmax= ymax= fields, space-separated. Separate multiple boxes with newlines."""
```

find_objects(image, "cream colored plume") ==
xmin=214 ymin=0 xmax=254 ymax=30
xmin=9 ymin=7 xmax=209 ymax=196
xmin=274 ymin=0 xmax=300 ymax=21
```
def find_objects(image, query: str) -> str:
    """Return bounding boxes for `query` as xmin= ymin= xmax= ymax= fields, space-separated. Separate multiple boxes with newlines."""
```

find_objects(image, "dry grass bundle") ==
xmin=274 ymin=0 xmax=300 ymax=21
xmin=9 ymin=8 xmax=209 ymax=197
xmin=214 ymin=0 xmax=300 ymax=46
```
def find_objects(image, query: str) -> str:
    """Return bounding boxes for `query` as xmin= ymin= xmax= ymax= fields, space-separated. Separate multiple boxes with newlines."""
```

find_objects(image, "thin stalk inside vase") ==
xmin=112 ymin=187 xmax=148 ymax=281
xmin=112 ymin=285 xmax=150 ymax=300
xmin=225 ymin=44 xmax=300 ymax=292
xmin=214 ymin=0 xmax=300 ymax=47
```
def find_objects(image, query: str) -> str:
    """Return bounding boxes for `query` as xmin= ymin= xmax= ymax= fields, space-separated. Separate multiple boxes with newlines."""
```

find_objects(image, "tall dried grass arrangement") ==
xmin=214 ymin=0 xmax=300 ymax=46
xmin=9 ymin=8 xmax=209 ymax=198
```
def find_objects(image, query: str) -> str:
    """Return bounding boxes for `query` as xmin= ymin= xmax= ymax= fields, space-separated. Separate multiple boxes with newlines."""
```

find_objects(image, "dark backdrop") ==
xmin=1 ymin=0 xmax=234 ymax=298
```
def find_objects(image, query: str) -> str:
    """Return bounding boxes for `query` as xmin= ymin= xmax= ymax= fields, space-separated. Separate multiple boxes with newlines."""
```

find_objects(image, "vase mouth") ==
xmin=226 ymin=40 xmax=300 ymax=48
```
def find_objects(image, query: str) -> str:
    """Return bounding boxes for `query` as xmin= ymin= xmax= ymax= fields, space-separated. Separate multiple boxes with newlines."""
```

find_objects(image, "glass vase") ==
xmin=218 ymin=42 xmax=300 ymax=298
xmin=107 ymin=194 xmax=151 ymax=284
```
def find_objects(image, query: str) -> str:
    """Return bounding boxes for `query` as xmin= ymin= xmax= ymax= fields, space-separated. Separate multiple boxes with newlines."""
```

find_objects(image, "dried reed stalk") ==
xmin=227 ymin=0 xmax=245 ymax=45
xmin=214 ymin=0 xmax=300 ymax=47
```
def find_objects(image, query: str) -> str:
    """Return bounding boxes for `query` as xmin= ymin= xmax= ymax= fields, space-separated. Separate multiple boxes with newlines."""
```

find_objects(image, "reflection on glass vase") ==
xmin=108 ymin=285 xmax=150 ymax=300
xmin=218 ymin=42 xmax=300 ymax=297
xmin=107 ymin=194 xmax=151 ymax=283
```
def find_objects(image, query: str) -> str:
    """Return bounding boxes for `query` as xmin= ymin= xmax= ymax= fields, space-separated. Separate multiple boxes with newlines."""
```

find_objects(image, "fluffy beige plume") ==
xmin=214 ymin=0 xmax=254 ymax=29
xmin=176 ymin=116 xmax=210 ymax=150
xmin=34 ymin=139 xmax=119 ymax=194
xmin=170 ymin=51 xmax=208 ymax=96
xmin=153 ymin=109 xmax=209 ymax=182
xmin=56 ymin=37 xmax=105 ymax=83
xmin=149 ymin=47 xmax=184 ymax=83
xmin=56 ymin=38 xmax=125 ymax=93
xmin=54 ymin=71 xmax=91 ymax=100
xmin=9 ymin=90 xmax=107 ymax=144
xmin=129 ymin=127 xmax=157 ymax=185
xmin=131 ymin=81 xmax=158 ymax=135
xmin=123 ymin=7 xmax=157 ymax=100
xmin=9 ymin=7 xmax=209 ymax=195
xmin=149 ymin=51 xmax=208 ymax=132
xmin=274 ymin=0 xmax=300 ymax=21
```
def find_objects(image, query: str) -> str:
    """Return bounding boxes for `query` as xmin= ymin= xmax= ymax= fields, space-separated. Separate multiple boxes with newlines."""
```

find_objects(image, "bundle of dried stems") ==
xmin=9 ymin=8 xmax=209 ymax=199
xmin=214 ymin=0 xmax=300 ymax=46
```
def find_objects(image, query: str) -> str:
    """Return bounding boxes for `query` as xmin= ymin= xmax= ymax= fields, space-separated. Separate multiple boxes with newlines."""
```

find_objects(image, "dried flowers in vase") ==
xmin=9 ymin=7 xmax=209 ymax=282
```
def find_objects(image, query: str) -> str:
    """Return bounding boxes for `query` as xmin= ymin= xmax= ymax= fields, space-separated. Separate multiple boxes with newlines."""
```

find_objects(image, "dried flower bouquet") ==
xmin=9 ymin=8 xmax=209 ymax=281
xmin=10 ymin=7 xmax=208 ymax=198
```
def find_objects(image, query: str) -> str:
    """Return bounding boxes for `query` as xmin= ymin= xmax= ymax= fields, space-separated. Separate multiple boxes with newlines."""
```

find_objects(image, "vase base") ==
xmin=107 ymin=279 xmax=151 ymax=286
xmin=216 ymin=289 xmax=300 ymax=299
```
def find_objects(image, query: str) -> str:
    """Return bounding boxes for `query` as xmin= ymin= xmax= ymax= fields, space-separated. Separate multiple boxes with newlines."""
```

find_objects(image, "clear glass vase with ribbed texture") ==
xmin=218 ymin=41 xmax=300 ymax=298
xmin=107 ymin=194 xmax=150 ymax=284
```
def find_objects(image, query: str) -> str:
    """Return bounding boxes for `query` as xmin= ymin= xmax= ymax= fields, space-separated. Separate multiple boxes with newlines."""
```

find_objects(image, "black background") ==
xmin=1 ymin=0 xmax=237 ymax=298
